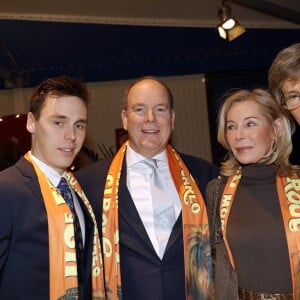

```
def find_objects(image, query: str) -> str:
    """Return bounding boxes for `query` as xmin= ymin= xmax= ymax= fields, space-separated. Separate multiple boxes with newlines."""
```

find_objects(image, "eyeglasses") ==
xmin=282 ymin=92 xmax=300 ymax=111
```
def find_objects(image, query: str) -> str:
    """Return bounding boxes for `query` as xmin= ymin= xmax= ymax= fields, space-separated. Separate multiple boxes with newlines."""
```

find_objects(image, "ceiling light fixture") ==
xmin=217 ymin=1 xmax=246 ymax=41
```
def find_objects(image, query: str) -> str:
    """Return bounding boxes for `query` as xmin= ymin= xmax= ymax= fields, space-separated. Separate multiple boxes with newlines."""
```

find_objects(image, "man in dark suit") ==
xmin=77 ymin=77 xmax=218 ymax=300
xmin=0 ymin=77 xmax=103 ymax=299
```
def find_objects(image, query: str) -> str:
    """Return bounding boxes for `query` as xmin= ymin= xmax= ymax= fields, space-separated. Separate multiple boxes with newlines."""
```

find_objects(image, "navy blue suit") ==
xmin=0 ymin=157 xmax=95 ymax=299
xmin=77 ymin=152 xmax=218 ymax=300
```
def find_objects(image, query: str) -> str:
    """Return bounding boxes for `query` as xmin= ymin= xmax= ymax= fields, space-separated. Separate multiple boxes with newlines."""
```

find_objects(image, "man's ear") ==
xmin=121 ymin=109 xmax=128 ymax=131
xmin=171 ymin=110 xmax=175 ymax=130
xmin=26 ymin=112 xmax=35 ymax=133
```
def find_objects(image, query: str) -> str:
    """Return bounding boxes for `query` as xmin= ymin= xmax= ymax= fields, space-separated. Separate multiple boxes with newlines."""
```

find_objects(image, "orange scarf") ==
xmin=220 ymin=169 xmax=300 ymax=299
xmin=24 ymin=152 xmax=105 ymax=300
xmin=102 ymin=142 xmax=213 ymax=300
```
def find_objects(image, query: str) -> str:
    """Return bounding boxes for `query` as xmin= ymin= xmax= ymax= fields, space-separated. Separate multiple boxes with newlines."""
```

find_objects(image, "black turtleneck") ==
xmin=227 ymin=164 xmax=292 ymax=293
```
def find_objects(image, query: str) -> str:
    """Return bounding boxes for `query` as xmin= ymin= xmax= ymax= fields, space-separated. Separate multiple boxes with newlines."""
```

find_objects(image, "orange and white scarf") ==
xmin=102 ymin=142 xmax=213 ymax=300
xmin=25 ymin=152 xmax=105 ymax=300
xmin=220 ymin=169 xmax=300 ymax=299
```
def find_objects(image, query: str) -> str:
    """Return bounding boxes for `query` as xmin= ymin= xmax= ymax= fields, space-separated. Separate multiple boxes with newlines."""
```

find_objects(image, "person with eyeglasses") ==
xmin=268 ymin=43 xmax=300 ymax=125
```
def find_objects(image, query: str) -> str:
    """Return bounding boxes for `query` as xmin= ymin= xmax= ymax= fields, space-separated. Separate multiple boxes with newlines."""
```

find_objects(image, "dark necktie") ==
xmin=143 ymin=159 xmax=176 ymax=257
xmin=57 ymin=177 xmax=84 ymax=258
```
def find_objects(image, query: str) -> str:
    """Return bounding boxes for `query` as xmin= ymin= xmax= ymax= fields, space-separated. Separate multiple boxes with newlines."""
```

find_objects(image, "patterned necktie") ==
xmin=57 ymin=177 xmax=84 ymax=258
xmin=143 ymin=159 xmax=176 ymax=257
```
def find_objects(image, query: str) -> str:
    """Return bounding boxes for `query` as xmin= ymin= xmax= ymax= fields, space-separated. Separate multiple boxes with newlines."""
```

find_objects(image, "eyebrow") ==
xmin=76 ymin=119 xmax=88 ymax=124
xmin=131 ymin=103 xmax=168 ymax=106
xmin=284 ymin=90 xmax=299 ymax=95
xmin=245 ymin=116 xmax=259 ymax=120
xmin=130 ymin=104 xmax=169 ymax=110
xmin=226 ymin=116 xmax=259 ymax=122
xmin=51 ymin=115 xmax=88 ymax=123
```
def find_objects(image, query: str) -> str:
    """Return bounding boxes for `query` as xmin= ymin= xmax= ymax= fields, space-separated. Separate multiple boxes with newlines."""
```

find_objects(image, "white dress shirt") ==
xmin=126 ymin=145 xmax=181 ymax=258
xmin=30 ymin=151 xmax=86 ymax=245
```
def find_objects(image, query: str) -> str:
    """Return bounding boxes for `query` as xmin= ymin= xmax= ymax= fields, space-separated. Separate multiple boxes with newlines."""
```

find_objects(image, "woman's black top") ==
xmin=227 ymin=164 xmax=292 ymax=293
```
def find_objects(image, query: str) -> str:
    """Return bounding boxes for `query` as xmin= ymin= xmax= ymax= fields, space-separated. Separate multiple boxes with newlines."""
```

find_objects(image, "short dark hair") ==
xmin=29 ymin=77 xmax=89 ymax=119
xmin=121 ymin=76 xmax=174 ymax=110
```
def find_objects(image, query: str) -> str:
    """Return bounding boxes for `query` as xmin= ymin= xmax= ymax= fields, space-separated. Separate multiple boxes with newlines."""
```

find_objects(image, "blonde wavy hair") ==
xmin=217 ymin=88 xmax=298 ymax=176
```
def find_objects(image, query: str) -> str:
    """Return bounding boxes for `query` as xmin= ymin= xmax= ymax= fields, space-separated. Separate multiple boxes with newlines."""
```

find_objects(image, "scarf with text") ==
xmin=102 ymin=142 xmax=213 ymax=300
xmin=25 ymin=152 xmax=105 ymax=300
xmin=220 ymin=169 xmax=300 ymax=299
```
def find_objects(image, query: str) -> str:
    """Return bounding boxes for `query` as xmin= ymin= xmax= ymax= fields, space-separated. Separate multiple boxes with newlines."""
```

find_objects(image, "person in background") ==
xmin=268 ymin=42 xmax=300 ymax=125
xmin=206 ymin=88 xmax=300 ymax=300
xmin=0 ymin=77 xmax=104 ymax=299
xmin=76 ymin=76 xmax=218 ymax=300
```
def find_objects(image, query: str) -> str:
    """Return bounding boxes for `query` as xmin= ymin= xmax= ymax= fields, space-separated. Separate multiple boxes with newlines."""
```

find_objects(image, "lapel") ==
xmin=76 ymin=193 xmax=94 ymax=255
xmin=118 ymin=159 xmax=182 ymax=259
xmin=16 ymin=157 xmax=44 ymax=200
xmin=76 ymin=193 xmax=95 ymax=283
xmin=17 ymin=157 xmax=94 ymax=273
xmin=118 ymin=165 xmax=157 ymax=254
xmin=165 ymin=212 xmax=182 ymax=254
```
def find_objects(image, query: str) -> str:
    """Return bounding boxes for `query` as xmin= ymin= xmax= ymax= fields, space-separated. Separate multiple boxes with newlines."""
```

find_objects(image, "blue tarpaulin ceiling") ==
xmin=0 ymin=19 xmax=299 ymax=89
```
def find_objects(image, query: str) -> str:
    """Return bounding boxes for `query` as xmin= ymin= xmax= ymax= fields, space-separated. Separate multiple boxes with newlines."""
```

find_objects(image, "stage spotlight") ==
xmin=217 ymin=2 xmax=246 ymax=41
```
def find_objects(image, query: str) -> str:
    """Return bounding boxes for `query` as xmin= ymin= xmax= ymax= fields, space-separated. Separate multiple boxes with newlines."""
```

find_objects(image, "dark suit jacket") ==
xmin=76 ymin=152 xmax=218 ymax=300
xmin=0 ymin=157 xmax=95 ymax=300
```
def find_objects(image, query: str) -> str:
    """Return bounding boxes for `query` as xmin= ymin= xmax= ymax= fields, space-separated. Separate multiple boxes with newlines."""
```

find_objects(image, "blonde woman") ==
xmin=206 ymin=89 xmax=300 ymax=299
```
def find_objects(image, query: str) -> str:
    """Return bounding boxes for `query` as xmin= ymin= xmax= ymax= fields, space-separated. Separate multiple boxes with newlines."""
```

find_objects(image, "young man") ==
xmin=268 ymin=43 xmax=300 ymax=125
xmin=77 ymin=77 xmax=218 ymax=300
xmin=0 ymin=77 xmax=103 ymax=299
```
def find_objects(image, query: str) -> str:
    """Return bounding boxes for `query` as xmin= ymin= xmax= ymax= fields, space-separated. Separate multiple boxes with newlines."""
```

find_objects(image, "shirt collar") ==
xmin=29 ymin=151 xmax=66 ymax=187
xmin=126 ymin=145 xmax=167 ymax=169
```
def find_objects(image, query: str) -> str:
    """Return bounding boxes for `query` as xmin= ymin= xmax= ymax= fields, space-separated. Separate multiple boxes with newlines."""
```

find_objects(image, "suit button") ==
xmin=160 ymin=265 xmax=168 ymax=272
